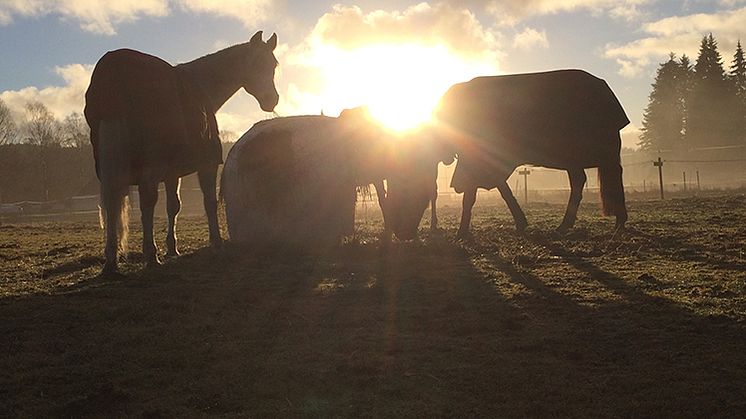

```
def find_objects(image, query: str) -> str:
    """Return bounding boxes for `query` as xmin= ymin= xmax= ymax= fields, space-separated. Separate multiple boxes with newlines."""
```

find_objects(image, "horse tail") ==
xmin=97 ymin=119 xmax=131 ymax=258
xmin=597 ymin=133 xmax=627 ymax=225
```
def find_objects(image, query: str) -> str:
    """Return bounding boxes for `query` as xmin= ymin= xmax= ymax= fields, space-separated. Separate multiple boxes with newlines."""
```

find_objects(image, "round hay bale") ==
xmin=222 ymin=115 xmax=366 ymax=246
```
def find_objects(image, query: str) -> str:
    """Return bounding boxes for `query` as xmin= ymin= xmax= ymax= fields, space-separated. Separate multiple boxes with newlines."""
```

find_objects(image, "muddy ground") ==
xmin=1 ymin=193 xmax=745 ymax=417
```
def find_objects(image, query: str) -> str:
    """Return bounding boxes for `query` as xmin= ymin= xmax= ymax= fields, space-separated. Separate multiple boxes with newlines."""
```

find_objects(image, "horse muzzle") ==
xmin=258 ymin=91 xmax=279 ymax=113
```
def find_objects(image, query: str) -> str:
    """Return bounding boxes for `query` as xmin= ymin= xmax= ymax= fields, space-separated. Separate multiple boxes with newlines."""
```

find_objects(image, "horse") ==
xmin=84 ymin=31 xmax=279 ymax=273
xmin=434 ymin=70 xmax=629 ymax=239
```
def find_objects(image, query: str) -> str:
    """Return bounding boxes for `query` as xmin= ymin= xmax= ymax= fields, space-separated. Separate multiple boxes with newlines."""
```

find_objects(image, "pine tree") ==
xmin=686 ymin=33 xmax=738 ymax=148
xmin=640 ymin=54 xmax=686 ymax=151
xmin=678 ymin=54 xmax=695 ymax=140
xmin=728 ymin=40 xmax=746 ymax=142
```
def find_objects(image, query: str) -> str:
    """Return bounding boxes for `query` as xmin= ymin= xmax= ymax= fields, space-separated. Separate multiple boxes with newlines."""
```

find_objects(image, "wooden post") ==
xmin=683 ymin=172 xmax=687 ymax=192
xmin=518 ymin=168 xmax=531 ymax=205
xmin=696 ymin=171 xmax=701 ymax=192
xmin=654 ymin=157 xmax=664 ymax=200
xmin=643 ymin=179 xmax=646 ymax=193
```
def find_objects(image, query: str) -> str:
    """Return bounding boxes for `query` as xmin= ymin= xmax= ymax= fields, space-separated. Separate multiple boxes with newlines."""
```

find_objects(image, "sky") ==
xmin=1 ymin=0 xmax=746 ymax=148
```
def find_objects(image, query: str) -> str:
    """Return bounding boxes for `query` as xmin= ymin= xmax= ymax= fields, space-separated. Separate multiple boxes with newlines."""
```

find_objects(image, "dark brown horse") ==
xmin=434 ymin=70 xmax=629 ymax=239
xmin=85 ymin=31 xmax=279 ymax=273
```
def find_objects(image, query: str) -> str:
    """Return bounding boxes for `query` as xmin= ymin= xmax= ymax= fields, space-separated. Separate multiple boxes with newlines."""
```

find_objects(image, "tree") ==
xmin=639 ymin=54 xmax=686 ymax=151
xmin=22 ymin=102 xmax=63 ymax=201
xmin=23 ymin=101 xmax=62 ymax=147
xmin=62 ymin=112 xmax=89 ymax=148
xmin=678 ymin=54 xmax=695 ymax=139
xmin=0 ymin=98 xmax=17 ymax=145
xmin=728 ymin=40 xmax=746 ymax=142
xmin=686 ymin=34 xmax=738 ymax=148
xmin=219 ymin=129 xmax=238 ymax=144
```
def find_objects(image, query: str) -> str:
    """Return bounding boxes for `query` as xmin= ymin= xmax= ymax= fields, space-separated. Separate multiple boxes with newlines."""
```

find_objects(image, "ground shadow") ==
xmin=1 ymin=229 xmax=745 ymax=417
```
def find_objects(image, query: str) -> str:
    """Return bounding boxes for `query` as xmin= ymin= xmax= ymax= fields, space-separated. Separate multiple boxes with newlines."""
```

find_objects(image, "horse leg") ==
xmin=165 ymin=176 xmax=181 ymax=256
xmin=138 ymin=181 xmax=161 ymax=267
xmin=430 ymin=181 xmax=439 ymax=231
xmin=374 ymin=180 xmax=392 ymax=243
xmin=101 ymin=185 xmax=128 ymax=274
xmin=456 ymin=187 xmax=477 ymax=240
xmin=557 ymin=168 xmax=587 ymax=232
xmin=496 ymin=181 xmax=528 ymax=232
xmin=198 ymin=165 xmax=222 ymax=247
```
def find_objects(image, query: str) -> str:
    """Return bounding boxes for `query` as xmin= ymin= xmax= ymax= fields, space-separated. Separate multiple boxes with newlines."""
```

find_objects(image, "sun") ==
xmin=313 ymin=44 xmax=497 ymax=132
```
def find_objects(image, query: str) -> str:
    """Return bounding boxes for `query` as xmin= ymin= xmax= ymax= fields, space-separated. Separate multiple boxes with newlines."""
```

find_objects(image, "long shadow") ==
xmin=1 ymin=234 xmax=745 ymax=417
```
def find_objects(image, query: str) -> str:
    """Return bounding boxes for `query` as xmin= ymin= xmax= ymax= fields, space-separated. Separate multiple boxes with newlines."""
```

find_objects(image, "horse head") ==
xmin=338 ymin=108 xmax=447 ymax=240
xmin=384 ymin=132 xmax=449 ymax=240
xmin=244 ymin=31 xmax=280 ymax=112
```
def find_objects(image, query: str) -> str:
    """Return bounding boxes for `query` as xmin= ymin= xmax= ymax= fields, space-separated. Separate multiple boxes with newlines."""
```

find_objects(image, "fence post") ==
xmin=654 ymin=157 xmax=664 ymax=200
xmin=696 ymin=171 xmax=701 ymax=192
xmin=518 ymin=168 xmax=531 ymax=205
xmin=683 ymin=172 xmax=687 ymax=192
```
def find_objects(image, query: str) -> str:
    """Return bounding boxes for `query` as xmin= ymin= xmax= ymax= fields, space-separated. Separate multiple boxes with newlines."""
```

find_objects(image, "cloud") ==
xmin=512 ymin=27 xmax=548 ymax=50
xmin=279 ymin=2 xmax=503 ymax=116
xmin=308 ymin=3 xmax=501 ymax=61
xmin=174 ymin=0 xmax=272 ymax=28
xmin=605 ymin=7 xmax=746 ymax=78
xmin=0 ymin=63 xmax=93 ymax=123
xmin=0 ymin=0 xmax=272 ymax=35
xmin=485 ymin=0 xmax=651 ymax=24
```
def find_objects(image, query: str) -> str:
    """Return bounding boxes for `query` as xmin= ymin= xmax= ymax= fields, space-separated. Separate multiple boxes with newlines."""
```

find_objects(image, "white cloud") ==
xmin=485 ymin=0 xmax=651 ymax=24
xmin=0 ymin=63 xmax=93 ymax=123
xmin=0 ymin=0 xmax=271 ymax=35
xmin=174 ymin=0 xmax=272 ymax=28
xmin=605 ymin=7 xmax=746 ymax=78
xmin=307 ymin=3 xmax=501 ymax=61
xmin=278 ymin=2 xmax=503 ymax=116
xmin=512 ymin=27 xmax=548 ymax=50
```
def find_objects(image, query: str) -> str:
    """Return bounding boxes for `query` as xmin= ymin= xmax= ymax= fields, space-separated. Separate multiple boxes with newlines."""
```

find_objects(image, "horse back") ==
xmin=440 ymin=70 xmax=628 ymax=162
xmin=85 ymin=49 xmax=218 ymax=180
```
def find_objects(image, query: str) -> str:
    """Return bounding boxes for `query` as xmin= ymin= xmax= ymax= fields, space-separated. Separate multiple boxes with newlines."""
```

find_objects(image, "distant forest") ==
xmin=640 ymin=33 xmax=746 ymax=151
xmin=0 ymin=100 xmax=237 ymax=204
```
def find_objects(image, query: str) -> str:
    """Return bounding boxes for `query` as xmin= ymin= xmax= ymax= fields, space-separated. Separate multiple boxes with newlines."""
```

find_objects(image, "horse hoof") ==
xmin=145 ymin=257 xmax=162 ymax=268
xmin=165 ymin=249 xmax=181 ymax=257
xmin=456 ymin=231 xmax=473 ymax=242
xmin=100 ymin=262 xmax=119 ymax=276
xmin=555 ymin=224 xmax=571 ymax=234
xmin=516 ymin=223 xmax=528 ymax=233
xmin=210 ymin=238 xmax=223 ymax=249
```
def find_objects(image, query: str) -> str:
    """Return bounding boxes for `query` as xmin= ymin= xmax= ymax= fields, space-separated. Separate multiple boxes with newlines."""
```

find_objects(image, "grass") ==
xmin=1 ymin=193 xmax=745 ymax=417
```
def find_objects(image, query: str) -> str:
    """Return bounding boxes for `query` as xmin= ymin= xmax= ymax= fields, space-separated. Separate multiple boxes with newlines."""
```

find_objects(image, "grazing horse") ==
xmin=434 ymin=70 xmax=629 ymax=239
xmin=85 ymin=31 xmax=279 ymax=273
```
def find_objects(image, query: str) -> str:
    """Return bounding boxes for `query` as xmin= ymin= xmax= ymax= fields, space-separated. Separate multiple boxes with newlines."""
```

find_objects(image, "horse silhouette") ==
xmin=434 ymin=70 xmax=629 ymax=238
xmin=85 ymin=31 xmax=279 ymax=273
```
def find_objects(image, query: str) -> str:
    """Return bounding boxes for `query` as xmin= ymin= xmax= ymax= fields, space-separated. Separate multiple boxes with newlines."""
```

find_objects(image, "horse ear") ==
xmin=267 ymin=33 xmax=277 ymax=51
xmin=250 ymin=31 xmax=263 ymax=44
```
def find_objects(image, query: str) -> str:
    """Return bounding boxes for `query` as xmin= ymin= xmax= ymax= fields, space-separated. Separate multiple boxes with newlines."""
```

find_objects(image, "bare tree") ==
xmin=219 ymin=129 xmax=238 ymax=144
xmin=0 ymin=98 xmax=17 ymax=145
xmin=22 ymin=102 xmax=63 ymax=201
xmin=62 ymin=112 xmax=89 ymax=148
xmin=23 ymin=101 xmax=62 ymax=147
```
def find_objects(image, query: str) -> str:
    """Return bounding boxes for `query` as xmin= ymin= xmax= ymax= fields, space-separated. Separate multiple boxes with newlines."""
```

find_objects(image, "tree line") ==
xmin=0 ymin=99 xmax=240 ymax=204
xmin=640 ymin=33 xmax=746 ymax=152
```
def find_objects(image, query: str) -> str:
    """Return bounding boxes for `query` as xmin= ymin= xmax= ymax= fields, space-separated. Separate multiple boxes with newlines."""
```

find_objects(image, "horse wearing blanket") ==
xmin=434 ymin=70 xmax=630 ymax=238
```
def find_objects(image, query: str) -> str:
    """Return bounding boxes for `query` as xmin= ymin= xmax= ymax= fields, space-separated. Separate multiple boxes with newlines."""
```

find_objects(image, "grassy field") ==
xmin=1 ymin=193 xmax=745 ymax=417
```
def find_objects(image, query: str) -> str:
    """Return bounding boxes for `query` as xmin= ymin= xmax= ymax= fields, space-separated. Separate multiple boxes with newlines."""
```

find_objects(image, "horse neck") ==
xmin=177 ymin=44 xmax=250 ymax=113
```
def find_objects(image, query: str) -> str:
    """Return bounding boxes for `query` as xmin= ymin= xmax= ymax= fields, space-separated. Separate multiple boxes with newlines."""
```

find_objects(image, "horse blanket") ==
xmin=436 ymin=70 xmax=629 ymax=193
